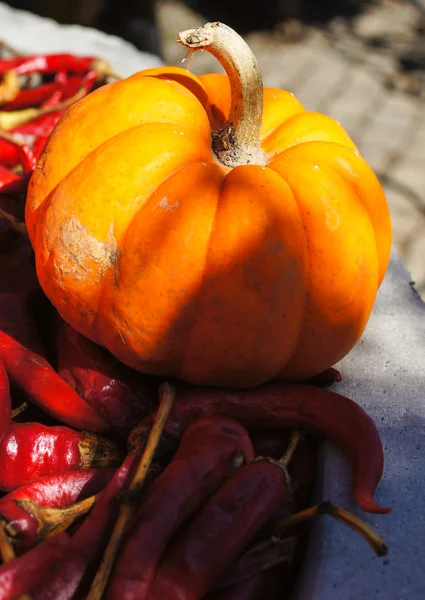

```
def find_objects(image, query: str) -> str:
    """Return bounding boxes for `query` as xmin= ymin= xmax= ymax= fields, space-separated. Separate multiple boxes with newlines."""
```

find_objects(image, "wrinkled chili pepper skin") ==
xmin=147 ymin=457 xmax=289 ymax=600
xmin=108 ymin=417 xmax=255 ymax=600
xmin=0 ymin=360 xmax=11 ymax=443
xmin=0 ymin=54 xmax=99 ymax=76
xmin=206 ymin=564 xmax=285 ymax=600
xmin=0 ymin=468 xmax=115 ymax=549
xmin=0 ymin=531 xmax=69 ymax=600
xmin=0 ymin=292 xmax=109 ymax=432
xmin=32 ymin=454 xmax=140 ymax=600
xmin=0 ymin=421 xmax=120 ymax=491
xmin=57 ymin=321 xmax=156 ymax=432
xmin=143 ymin=384 xmax=389 ymax=514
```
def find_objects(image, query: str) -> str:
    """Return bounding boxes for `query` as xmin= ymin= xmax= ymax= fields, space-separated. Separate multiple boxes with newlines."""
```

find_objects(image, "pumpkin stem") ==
xmin=178 ymin=22 xmax=267 ymax=168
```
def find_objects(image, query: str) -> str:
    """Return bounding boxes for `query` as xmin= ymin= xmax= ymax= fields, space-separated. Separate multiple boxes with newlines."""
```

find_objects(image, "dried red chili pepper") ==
xmin=0 ymin=421 xmax=121 ymax=491
xmin=142 ymin=384 xmax=390 ymax=514
xmin=31 ymin=454 xmax=140 ymax=600
xmin=0 ymin=468 xmax=115 ymax=550
xmin=108 ymin=416 xmax=255 ymax=600
xmin=147 ymin=446 xmax=295 ymax=600
xmin=0 ymin=292 xmax=109 ymax=432
xmin=0 ymin=531 xmax=69 ymax=599
xmin=0 ymin=360 xmax=11 ymax=443
xmin=0 ymin=171 xmax=31 ymax=196
xmin=0 ymin=53 xmax=113 ymax=77
xmin=57 ymin=321 xmax=156 ymax=432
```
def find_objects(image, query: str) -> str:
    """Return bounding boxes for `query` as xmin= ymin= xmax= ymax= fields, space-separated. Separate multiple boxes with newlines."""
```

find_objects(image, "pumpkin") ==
xmin=26 ymin=22 xmax=392 ymax=388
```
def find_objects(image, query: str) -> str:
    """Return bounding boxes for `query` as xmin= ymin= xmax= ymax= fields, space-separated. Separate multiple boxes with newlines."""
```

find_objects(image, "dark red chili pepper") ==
xmin=147 ymin=455 xmax=290 ymax=600
xmin=0 ymin=164 xmax=20 ymax=188
xmin=205 ymin=564 xmax=287 ymax=600
xmin=0 ymin=360 xmax=11 ymax=443
xmin=143 ymin=384 xmax=390 ymax=514
xmin=0 ymin=141 xmax=20 ymax=170
xmin=0 ymin=54 xmax=106 ymax=77
xmin=0 ymin=531 xmax=69 ymax=599
xmin=31 ymin=454 xmax=140 ymax=600
xmin=57 ymin=321 xmax=156 ymax=432
xmin=0 ymin=171 xmax=31 ymax=196
xmin=108 ymin=416 xmax=255 ymax=600
xmin=0 ymin=421 xmax=121 ymax=491
xmin=0 ymin=468 xmax=115 ymax=550
xmin=0 ymin=292 xmax=109 ymax=432
xmin=305 ymin=366 xmax=342 ymax=387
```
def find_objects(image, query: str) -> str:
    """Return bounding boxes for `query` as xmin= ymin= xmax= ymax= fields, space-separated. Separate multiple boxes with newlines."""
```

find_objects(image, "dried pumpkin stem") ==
xmin=178 ymin=22 xmax=267 ymax=168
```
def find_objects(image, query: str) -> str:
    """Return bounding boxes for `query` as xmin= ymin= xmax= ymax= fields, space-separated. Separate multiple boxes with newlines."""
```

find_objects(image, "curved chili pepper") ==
xmin=108 ymin=416 xmax=255 ymax=600
xmin=0 ymin=292 xmax=109 ymax=432
xmin=0 ymin=54 xmax=107 ymax=77
xmin=0 ymin=468 xmax=115 ymax=550
xmin=32 ymin=135 xmax=49 ymax=160
xmin=0 ymin=164 xmax=20 ymax=188
xmin=0 ymin=360 xmax=11 ymax=443
xmin=1 ymin=81 xmax=64 ymax=111
xmin=0 ymin=131 xmax=36 ymax=171
xmin=147 ymin=455 xmax=290 ymax=600
xmin=31 ymin=454 xmax=140 ymax=600
xmin=57 ymin=321 xmax=156 ymax=432
xmin=0 ymin=171 xmax=31 ymax=197
xmin=142 ymin=384 xmax=390 ymax=514
xmin=11 ymin=110 xmax=64 ymax=139
xmin=0 ymin=531 xmax=69 ymax=599
xmin=0 ymin=421 xmax=121 ymax=491
xmin=0 ymin=141 xmax=20 ymax=170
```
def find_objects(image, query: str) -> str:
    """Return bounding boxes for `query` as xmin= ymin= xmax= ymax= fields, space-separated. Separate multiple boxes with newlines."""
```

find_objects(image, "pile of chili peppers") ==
xmin=0 ymin=41 xmax=390 ymax=600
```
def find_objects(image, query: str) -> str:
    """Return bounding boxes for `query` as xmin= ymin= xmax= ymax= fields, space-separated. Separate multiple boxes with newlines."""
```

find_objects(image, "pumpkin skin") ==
xmin=26 ymin=65 xmax=392 ymax=388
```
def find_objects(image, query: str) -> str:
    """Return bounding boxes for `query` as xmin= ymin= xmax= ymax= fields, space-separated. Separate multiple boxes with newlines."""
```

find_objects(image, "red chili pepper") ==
xmin=0 ymin=421 xmax=121 ymax=491
xmin=32 ymin=135 xmax=49 ymax=160
xmin=0 ymin=360 xmax=11 ymax=443
xmin=0 ymin=141 xmax=20 ymax=170
xmin=10 ymin=110 xmax=64 ymax=139
xmin=0 ymin=164 xmax=20 ymax=188
xmin=108 ymin=416 xmax=255 ymax=600
xmin=0 ymin=531 xmax=69 ymax=599
xmin=0 ymin=292 xmax=109 ymax=432
xmin=143 ymin=384 xmax=390 ymax=514
xmin=31 ymin=454 xmax=140 ymax=600
xmin=0 ymin=468 xmax=115 ymax=550
xmin=205 ymin=564 xmax=287 ymax=600
xmin=146 ymin=455 xmax=290 ymax=600
xmin=57 ymin=321 xmax=156 ymax=432
xmin=1 ymin=80 xmax=65 ymax=111
xmin=0 ymin=54 xmax=105 ymax=76
xmin=0 ymin=131 xmax=35 ymax=171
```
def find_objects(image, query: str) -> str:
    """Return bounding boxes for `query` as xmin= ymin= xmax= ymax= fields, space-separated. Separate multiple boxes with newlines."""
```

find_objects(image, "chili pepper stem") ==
xmin=0 ymin=207 xmax=29 ymax=238
xmin=11 ymin=402 xmax=28 ymax=419
xmin=0 ymin=85 xmax=86 ymax=130
xmin=12 ymin=494 xmax=99 ymax=544
xmin=0 ymin=518 xmax=16 ymax=562
xmin=275 ymin=501 xmax=388 ymax=557
xmin=86 ymin=382 xmax=176 ymax=600
xmin=281 ymin=431 xmax=304 ymax=467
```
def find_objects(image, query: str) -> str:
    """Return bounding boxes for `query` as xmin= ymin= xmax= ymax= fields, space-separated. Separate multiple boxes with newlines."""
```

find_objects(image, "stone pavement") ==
xmin=158 ymin=0 xmax=425 ymax=298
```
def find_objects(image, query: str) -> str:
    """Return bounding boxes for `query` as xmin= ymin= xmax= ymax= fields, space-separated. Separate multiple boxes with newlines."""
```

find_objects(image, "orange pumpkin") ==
xmin=26 ymin=22 xmax=392 ymax=388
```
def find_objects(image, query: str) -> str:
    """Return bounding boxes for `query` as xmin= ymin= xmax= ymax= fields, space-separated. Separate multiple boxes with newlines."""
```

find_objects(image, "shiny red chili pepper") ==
xmin=0 ymin=360 xmax=11 ymax=443
xmin=0 ymin=141 xmax=20 ymax=170
xmin=11 ymin=110 xmax=64 ymax=139
xmin=0 ymin=292 xmax=109 ymax=432
xmin=108 ymin=416 xmax=255 ymax=600
xmin=0 ymin=468 xmax=115 ymax=550
xmin=0 ymin=531 xmax=69 ymax=599
xmin=57 ymin=321 xmax=156 ymax=432
xmin=0 ymin=421 xmax=121 ymax=491
xmin=0 ymin=53 xmax=104 ymax=76
xmin=147 ymin=455 xmax=290 ymax=600
xmin=31 ymin=454 xmax=140 ymax=600
xmin=142 ymin=384 xmax=390 ymax=514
